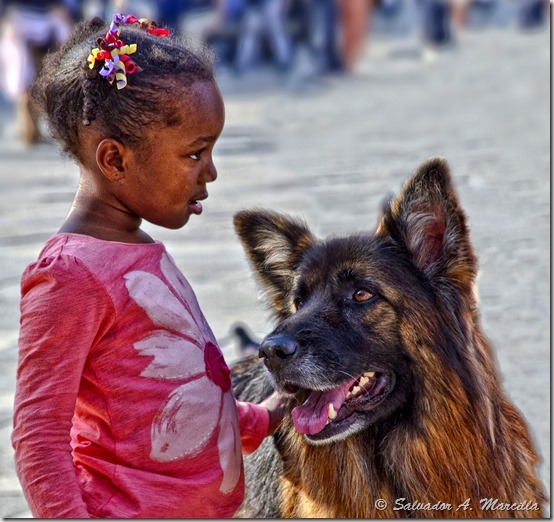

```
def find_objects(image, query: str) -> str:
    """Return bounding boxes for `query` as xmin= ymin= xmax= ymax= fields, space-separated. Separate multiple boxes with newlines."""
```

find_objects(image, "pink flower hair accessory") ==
xmin=87 ymin=13 xmax=169 ymax=90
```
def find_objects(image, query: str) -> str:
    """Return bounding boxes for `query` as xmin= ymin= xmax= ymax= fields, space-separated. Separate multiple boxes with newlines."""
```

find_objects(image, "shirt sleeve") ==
xmin=12 ymin=254 xmax=115 ymax=518
xmin=235 ymin=400 xmax=270 ymax=455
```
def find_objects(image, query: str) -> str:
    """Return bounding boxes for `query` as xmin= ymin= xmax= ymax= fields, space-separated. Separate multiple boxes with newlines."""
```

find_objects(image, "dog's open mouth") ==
xmin=287 ymin=371 xmax=395 ymax=441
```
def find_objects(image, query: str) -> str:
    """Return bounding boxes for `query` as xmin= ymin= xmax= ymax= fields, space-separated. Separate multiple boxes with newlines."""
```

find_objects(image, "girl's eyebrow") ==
xmin=187 ymin=135 xmax=218 ymax=147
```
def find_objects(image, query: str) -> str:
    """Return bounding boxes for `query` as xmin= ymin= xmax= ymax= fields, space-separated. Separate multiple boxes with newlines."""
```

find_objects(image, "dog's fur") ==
xmin=231 ymin=158 xmax=547 ymax=518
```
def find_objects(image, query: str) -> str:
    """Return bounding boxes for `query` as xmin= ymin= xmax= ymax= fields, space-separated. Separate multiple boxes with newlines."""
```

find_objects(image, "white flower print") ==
xmin=133 ymin=332 xmax=205 ymax=380
xmin=217 ymin=390 xmax=243 ymax=493
xmin=124 ymin=253 xmax=241 ymax=494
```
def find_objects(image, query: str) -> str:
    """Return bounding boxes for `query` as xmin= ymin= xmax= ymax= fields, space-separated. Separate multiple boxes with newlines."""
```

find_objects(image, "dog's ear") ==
xmin=234 ymin=210 xmax=315 ymax=315
xmin=376 ymin=157 xmax=477 ymax=292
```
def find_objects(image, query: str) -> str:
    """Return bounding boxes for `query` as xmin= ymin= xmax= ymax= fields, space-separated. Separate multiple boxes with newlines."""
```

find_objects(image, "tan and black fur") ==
xmin=231 ymin=158 xmax=547 ymax=518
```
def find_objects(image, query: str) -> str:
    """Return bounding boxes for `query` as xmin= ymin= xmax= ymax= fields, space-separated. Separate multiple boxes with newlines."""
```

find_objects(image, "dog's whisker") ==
xmin=336 ymin=369 xmax=358 ymax=381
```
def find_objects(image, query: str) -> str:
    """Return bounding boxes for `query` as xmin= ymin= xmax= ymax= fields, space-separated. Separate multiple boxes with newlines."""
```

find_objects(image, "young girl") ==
xmin=12 ymin=14 xmax=284 ymax=518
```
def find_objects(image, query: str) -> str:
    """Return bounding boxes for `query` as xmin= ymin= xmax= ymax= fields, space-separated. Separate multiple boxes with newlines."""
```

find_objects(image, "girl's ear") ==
xmin=95 ymin=138 xmax=128 ymax=183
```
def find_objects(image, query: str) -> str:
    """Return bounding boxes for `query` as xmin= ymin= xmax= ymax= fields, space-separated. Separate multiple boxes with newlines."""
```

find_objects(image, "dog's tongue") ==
xmin=291 ymin=377 xmax=357 ymax=435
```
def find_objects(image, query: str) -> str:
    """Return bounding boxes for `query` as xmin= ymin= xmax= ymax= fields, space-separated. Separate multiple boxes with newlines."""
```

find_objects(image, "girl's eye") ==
xmin=189 ymin=150 xmax=203 ymax=161
xmin=353 ymin=288 xmax=374 ymax=303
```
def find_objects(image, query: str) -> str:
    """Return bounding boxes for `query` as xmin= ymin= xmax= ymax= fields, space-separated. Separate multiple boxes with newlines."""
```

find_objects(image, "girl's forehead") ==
xmin=143 ymin=79 xmax=224 ymax=144
xmin=169 ymin=80 xmax=225 ymax=125
xmin=175 ymin=79 xmax=223 ymax=107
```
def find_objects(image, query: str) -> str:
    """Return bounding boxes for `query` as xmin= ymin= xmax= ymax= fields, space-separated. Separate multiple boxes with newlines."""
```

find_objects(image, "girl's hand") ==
xmin=260 ymin=392 xmax=289 ymax=435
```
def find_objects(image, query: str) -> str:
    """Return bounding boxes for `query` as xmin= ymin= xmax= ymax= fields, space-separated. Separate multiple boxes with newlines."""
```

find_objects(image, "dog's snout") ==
xmin=259 ymin=335 xmax=297 ymax=367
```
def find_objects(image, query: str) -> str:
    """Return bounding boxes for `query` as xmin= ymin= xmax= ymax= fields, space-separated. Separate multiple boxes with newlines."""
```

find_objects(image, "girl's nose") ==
xmin=202 ymin=159 xmax=217 ymax=184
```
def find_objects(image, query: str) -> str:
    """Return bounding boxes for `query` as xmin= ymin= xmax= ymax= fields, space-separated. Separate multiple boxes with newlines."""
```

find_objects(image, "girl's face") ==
xmin=121 ymin=79 xmax=225 ymax=229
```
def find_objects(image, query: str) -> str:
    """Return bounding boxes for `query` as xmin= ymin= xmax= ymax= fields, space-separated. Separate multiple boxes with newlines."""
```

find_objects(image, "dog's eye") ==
xmin=293 ymin=298 xmax=304 ymax=312
xmin=353 ymin=289 xmax=374 ymax=303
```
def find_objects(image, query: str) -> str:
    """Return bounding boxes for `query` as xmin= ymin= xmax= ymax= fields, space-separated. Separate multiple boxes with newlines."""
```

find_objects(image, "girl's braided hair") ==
xmin=31 ymin=17 xmax=215 ymax=162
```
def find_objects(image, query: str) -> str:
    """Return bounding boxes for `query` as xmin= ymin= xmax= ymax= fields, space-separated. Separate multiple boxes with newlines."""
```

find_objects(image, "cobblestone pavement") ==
xmin=0 ymin=27 xmax=549 ymax=517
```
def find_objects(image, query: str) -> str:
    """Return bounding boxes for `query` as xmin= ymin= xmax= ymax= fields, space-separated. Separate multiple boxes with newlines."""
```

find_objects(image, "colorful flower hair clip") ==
xmin=87 ymin=13 xmax=169 ymax=90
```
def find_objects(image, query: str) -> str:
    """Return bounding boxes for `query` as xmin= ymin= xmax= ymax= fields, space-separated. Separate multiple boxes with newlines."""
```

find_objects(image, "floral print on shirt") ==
xmin=123 ymin=253 xmax=241 ymax=494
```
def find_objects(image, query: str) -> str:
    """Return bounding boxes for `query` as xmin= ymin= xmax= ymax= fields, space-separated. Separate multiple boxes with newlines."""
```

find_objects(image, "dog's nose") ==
xmin=259 ymin=335 xmax=297 ymax=365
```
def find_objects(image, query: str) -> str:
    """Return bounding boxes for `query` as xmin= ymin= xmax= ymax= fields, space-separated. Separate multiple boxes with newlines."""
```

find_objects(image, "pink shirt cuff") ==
xmin=236 ymin=400 xmax=270 ymax=454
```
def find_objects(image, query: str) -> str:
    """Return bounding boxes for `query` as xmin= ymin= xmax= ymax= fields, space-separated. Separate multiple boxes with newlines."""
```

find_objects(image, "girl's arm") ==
xmin=12 ymin=255 xmax=114 ymax=518
xmin=236 ymin=392 xmax=288 ymax=454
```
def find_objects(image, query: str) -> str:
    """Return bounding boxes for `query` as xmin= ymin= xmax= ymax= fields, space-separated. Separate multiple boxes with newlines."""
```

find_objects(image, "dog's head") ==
xmin=234 ymin=158 xmax=479 ymax=445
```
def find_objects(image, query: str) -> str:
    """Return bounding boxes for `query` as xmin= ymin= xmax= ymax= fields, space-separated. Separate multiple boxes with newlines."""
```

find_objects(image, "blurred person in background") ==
xmin=337 ymin=0 xmax=375 ymax=74
xmin=105 ymin=0 xmax=195 ymax=30
xmin=234 ymin=0 xmax=292 ymax=74
xmin=0 ymin=0 xmax=72 ymax=144
xmin=517 ymin=0 xmax=549 ymax=30
xmin=449 ymin=0 xmax=470 ymax=30
xmin=156 ymin=0 xmax=187 ymax=28
xmin=199 ymin=0 xmax=246 ymax=68
xmin=154 ymin=0 xmax=210 ymax=31
xmin=107 ymin=0 xmax=158 ymax=21
xmin=418 ymin=0 xmax=454 ymax=48
xmin=287 ymin=0 xmax=343 ymax=76
xmin=60 ymin=0 xmax=81 ymax=21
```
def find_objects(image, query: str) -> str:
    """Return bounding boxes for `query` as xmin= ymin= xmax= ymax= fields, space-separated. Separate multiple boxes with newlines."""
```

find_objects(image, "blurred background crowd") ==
xmin=0 ymin=0 xmax=549 ymax=146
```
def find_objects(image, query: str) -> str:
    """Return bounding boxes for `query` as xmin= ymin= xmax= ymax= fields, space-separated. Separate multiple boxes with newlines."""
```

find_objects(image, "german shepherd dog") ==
xmin=231 ymin=158 xmax=547 ymax=518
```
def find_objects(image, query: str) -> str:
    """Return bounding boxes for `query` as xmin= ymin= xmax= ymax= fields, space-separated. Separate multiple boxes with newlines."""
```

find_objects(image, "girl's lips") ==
xmin=188 ymin=200 xmax=203 ymax=215
xmin=189 ymin=193 xmax=208 ymax=215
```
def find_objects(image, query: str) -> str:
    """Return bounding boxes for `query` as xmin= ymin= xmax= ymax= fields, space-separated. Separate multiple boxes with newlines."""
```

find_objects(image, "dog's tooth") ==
xmin=352 ymin=386 xmax=361 ymax=396
xmin=364 ymin=371 xmax=376 ymax=378
xmin=359 ymin=376 xmax=369 ymax=387
xmin=346 ymin=392 xmax=353 ymax=399
xmin=328 ymin=403 xmax=337 ymax=420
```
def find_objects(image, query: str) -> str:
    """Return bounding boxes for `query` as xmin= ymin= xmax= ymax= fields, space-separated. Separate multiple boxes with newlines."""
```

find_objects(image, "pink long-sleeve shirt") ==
xmin=12 ymin=233 xmax=269 ymax=518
